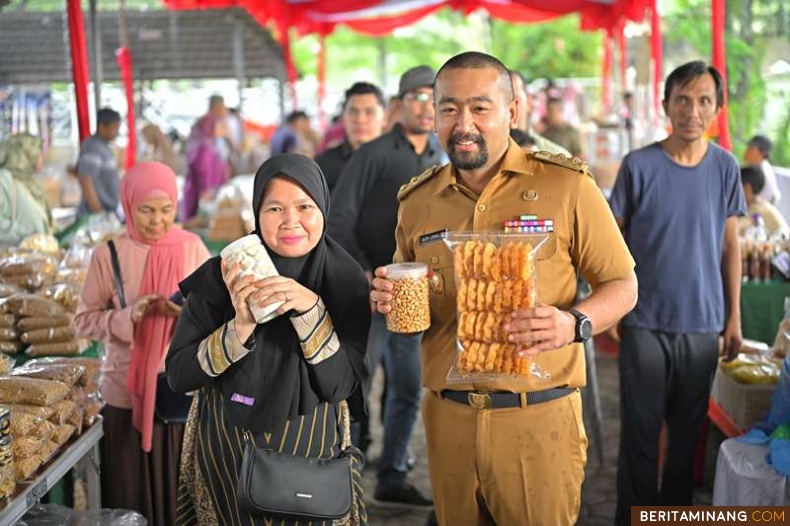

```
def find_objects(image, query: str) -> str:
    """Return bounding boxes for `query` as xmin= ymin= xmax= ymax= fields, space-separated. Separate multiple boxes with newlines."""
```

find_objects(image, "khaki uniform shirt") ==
xmin=394 ymin=139 xmax=634 ymax=393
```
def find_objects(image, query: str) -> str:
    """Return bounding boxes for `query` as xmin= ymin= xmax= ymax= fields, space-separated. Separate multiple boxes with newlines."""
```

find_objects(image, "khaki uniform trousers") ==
xmin=423 ymin=390 xmax=587 ymax=526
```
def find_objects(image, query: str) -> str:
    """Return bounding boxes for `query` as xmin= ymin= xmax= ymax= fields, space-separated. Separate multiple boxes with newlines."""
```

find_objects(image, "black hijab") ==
xmin=179 ymin=154 xmax=370 ymax=432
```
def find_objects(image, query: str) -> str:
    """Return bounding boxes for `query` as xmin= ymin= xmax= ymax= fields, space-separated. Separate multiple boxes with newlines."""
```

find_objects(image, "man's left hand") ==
xmin=721 ymin=316 xmax=742 ymax=362
xmin=505 ymin=306 xmax=576 ymax=357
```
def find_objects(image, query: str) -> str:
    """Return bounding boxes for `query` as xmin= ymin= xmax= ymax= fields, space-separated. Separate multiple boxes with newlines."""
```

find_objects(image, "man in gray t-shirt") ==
xmin=609 ymin=61 xmax=745 ymax=523
xmin=76 ymin=108 xmax=121 ymax=218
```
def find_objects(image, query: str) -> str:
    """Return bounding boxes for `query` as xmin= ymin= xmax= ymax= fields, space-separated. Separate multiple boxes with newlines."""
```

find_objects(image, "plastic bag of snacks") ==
xmin=38 ymin=283 xmax=82 ymax=312
xmin=25 ymin=338 xmax=91 ymax=357
xmin=10 ymin=363 xmax=86 ymax=387
xmin=26 ymin=357 xmax=101 ymax=392
xmin=18 ymin=233 xmax=59 ymax=254
xmin=0 ymin=377 xmax=70 ymax=406
xmin=1 ymin=294 xmax=65 ymax=318
xmin=443 ymin=232 xmax=552 ymax=383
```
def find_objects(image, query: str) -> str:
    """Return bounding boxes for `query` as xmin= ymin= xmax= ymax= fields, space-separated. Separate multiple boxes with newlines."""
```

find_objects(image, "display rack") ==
xmin=0 ymin=420 xmax=103 ymax=525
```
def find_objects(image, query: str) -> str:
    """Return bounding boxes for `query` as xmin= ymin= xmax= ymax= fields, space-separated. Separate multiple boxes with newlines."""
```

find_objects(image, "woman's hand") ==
xmin=131 ymin=294 xmax=163 ymax=324
xmin=221 ymin=260 xmax=258 ymax=337
xmin=157 ymin=300 xmax=182 ymax=317
xmin=251 ymin=276 xmax=319 ymax=316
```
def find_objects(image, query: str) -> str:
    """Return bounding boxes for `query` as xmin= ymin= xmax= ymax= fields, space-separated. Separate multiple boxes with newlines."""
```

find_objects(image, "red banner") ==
xmin=116 ymin=47 xmax=136 ymax=169
xmin=67 ymin=0 xmax=91 ymax=142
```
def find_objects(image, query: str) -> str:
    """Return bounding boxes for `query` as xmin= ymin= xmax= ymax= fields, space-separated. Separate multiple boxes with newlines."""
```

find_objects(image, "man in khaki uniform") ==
xmin=371 ymin=51 xmax=638 ymax=525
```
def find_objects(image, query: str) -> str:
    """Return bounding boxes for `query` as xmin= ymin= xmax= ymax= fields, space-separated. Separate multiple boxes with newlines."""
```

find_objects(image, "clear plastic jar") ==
xmin=385 ymin=263 xmax=430 ymax=333
xmin=220 ymin=235 xmax=283 ymax=324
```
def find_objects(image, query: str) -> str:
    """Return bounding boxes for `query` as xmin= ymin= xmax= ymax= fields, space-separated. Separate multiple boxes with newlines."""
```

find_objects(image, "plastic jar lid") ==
xmin=385 ymin=262 xmax=428 ymax=280
xmin=220 ymin=234 xmax=264 ymax=261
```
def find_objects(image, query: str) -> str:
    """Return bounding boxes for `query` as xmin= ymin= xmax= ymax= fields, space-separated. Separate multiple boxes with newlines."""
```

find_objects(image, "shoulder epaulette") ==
xmin=532 ymin=151 xmax=589 ymax=174
xmin=397 ymin=165 xmax=440 ymax=201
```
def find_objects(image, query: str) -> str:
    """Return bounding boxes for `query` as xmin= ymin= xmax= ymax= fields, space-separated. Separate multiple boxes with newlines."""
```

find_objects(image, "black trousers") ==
xmin=615 ymin=327 xmax=719 ymax=525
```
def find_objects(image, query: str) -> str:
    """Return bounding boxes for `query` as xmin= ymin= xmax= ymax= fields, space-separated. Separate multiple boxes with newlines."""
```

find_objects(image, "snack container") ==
xmin=385 ymin=263 xmax=430 ymax=333
xmin=443 ymin=231 xmax=552 ymax=383
xmin=220 ymin=234 xmax=284 ymax=324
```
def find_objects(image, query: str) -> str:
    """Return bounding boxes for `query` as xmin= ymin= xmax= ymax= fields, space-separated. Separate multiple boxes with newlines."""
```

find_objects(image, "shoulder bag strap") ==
xmin=339 ymin=400 xmax=351 ymax=452
xmin=107 ymin=240 xmax=127 ymax=309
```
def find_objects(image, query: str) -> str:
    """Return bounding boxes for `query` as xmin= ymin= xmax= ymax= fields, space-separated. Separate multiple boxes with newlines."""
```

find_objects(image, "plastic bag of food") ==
xmin=10 ymin=363 xmax=85 ymax=387
xmin=1 ymin=294 xmax=65 ymax=318
xmin=0 ymin=253 xmax=57 ymax=278
xmin=444 ymin=231 xmax=552 ymax=383
xmin=0 ymin=377 xmax=70 ymax=406
xmin=18 ymin=233 xmax=59 ymax=254
xmin=26 ymin=357 xmax=102 ymax=391
xmin=6 ymin=404 xmax=56 ymax=421
xmin=48 ymin=400 xmax=78 ymax=425
xmin=18 ymin=503 xmax=148 ymax=526
xmin=0 ymin=314 xmax=15 ymax=328
xmin=0 ymin=284 xmax=22 ymax=300
xmin=0 ymin=327 xmax=18 ymax=342
xmin=0 ymin=341 xmax=21 ymax=354
xmin=16 ymin=315 xmax=72 ymax=332
xmin=25 ymin=338 xmax=90 ymax=357
xmin=83 ymin=395 xmax=104 ymax=428
xmin=13 ymin=436 xmax=50 ymax=461
xmin=14 ymin=455 xmax=42 ymax=481
xmin=52 ymin=424 xmax=75 ymax=447
xmin=20 ymin=326 xmax=76 ymax=345
xmin=59 ymin=242 xmax=93 ymax=269
xmin=38 ymin=283 xmax=81 ymax=311
xmin=0 ymin=353 xmax=13 ymax=374
xmin=9 ymin=410 xmax=43 ymax=437
xmin=53 ymin=267 xmax=87 ymax=286
xmin=29 ymin=420 xmax=57 ymax=441
xmin=67 ymin=405 xmax=84 ymax=435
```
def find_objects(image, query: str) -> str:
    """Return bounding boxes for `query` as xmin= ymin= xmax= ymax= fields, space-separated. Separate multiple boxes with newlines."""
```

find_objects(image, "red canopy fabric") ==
xmin=67 ymin=0 xmax=91 ymax=142
xmin=116 ymin=47 xmax=137 ymax=169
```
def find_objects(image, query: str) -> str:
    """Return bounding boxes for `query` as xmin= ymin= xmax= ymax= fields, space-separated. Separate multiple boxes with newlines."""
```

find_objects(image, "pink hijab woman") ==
xmin=121 ymin=162 xmax=200 ymax=451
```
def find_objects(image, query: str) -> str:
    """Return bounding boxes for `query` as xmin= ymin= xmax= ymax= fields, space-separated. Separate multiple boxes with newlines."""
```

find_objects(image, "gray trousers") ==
xmin=615 ymin=326 xmax=719 ymax=525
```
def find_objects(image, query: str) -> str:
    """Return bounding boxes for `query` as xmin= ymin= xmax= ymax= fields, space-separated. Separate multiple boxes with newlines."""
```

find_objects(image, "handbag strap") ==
xmin=107 ymin=239 xmax=127 ymax=309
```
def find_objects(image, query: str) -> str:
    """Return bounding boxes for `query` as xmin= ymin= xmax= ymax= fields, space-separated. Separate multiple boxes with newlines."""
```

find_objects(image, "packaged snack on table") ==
xmin=443 ymin=231 xmax=552 ymax=383
xmin=16 ymin=315 xmax=72 ymax=332
xmin=18 ymin=233 xmax=59 ymax=254
xmin=20 ymin=326 xmax=77 ymax=345
xmin=9 ymin=411 xmax=42 ymax=437
xmin=0 ymin=377 xmax=70 ymax=406
xmin=0 ymin=436 xmax=14 ymax=497
xmin=52 ymin=424 xmax=76 ymax=447
xmin=14 ymin=455 xmax=41 ymax=481
xmin=49 ymin=399 xmax=78 ymax=425
xmin=38 ymin=283 xmax=82 ymax=311
xmin=1 ymin=293 xmax=65 ymax=318
xmin=26 ymin=357 xmax=101 ymax=391
xmin=0 ymin=327 xmax=17 ymax=342
xmin=0 ymin=314 xmax=15 ymax=328
xmin=25 ymin=338 xmax=91 ymax=357
xmin=384 ymin=263 xmax=430 ymax=333
xmin=6 ymin=403 xmax=56 ymax=421
xmin=220 ymin=234 xmax=283 ymax=323
xmin=10 ymin=363 xmax=86 ymax=387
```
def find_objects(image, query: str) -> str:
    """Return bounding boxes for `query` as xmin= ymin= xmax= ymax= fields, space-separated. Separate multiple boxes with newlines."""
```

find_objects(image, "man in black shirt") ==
xmin=315 ymin=82 xmax=386 ymax=192
xmin=329 ymin=65 xmax=442 ymax=507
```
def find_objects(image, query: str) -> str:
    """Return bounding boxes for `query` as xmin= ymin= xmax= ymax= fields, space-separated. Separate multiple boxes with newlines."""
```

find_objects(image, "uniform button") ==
xmin=477 ymin=204 xmax=487 ymax=212
xmin=430 ymin=256 xmax=439 ymax=264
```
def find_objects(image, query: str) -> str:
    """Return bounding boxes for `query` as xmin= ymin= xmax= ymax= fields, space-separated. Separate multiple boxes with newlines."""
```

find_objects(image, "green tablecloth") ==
xmin=741 ymin=279 xmax=790 ymax=345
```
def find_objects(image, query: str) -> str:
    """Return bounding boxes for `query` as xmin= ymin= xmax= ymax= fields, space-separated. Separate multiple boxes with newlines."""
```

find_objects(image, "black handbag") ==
xmin=108 ymin=240 xmax=191 ymax=424
xmin=236 ymin=400 xmax=358 ymax=522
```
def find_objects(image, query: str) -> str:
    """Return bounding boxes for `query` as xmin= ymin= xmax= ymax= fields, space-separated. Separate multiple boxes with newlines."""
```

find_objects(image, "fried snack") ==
xmin=473 ymin=342 xmax=487 ymax=372
xmin=484 ymin=281 xmax=497 ymax=311
xmin=474 ymin=312 xmax=487 ymax=341
xmin=463 ymin=312 xmax=477 ymax=341
xmin=481 ymin=312 xmax=496 ymax=343
xmin=512 ymin=280 xmax=524 ymax=310
xmin=463 ymin=242 xmax=477 ymax=277
xmin=465 ymin=341 xmax=481 ymax=372
xmin=482 ymin=243 xmax=497 ymax=276
xmin=457 ymin=340 xmax=470 ymax=371
xmin=502 ymin=280 xmax=513 ymax=311
xmin=484 ymin=342 xmax=501 ymax=372
xmin=16 ymin=315 xmax=72 ymax=331
xmin=453 ymin=245 xmax=466 ymax=280
xmin=476 ymin=280 xmax=487 ymax=311
xmin=457 ymin=281 xmax=468 ymax=313
xmin=470 ymin=243 xmax=482 ymax=277
xmin=467 ymin=279 xmax=478 ymax=312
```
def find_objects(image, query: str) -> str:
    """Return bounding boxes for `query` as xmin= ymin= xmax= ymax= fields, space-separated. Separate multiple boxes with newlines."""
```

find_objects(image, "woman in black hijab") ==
xmin=167 ymin=154 xmax=370 ymax=526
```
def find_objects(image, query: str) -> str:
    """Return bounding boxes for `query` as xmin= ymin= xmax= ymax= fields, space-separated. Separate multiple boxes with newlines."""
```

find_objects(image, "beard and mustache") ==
xmin=447 ymin=132 xmax=489 ymax=170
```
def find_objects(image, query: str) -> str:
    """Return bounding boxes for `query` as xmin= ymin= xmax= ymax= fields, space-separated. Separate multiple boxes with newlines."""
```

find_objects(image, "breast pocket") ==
xmin=414 ymin=242 xmax=455 ymax=308
xmin=534 ymin=233 xmax=562 ymax=306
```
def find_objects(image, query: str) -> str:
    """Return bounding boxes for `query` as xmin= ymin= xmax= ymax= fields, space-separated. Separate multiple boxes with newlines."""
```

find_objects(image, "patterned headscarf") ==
xmin=0 ymin=134 xmax=51 ymax=224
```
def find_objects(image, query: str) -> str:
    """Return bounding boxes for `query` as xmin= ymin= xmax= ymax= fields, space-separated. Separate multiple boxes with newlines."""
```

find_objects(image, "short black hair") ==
xmin=342 ymin=82 xmax=385 ymax=110
xmin=285 ymin=111 xmax=308 ymax=124
xmin=96 ymin=108 xmax=121 ymax=126
xmin=748 ymin=135 xmax=774 ymax=159
xmin=436 ymin=51 xmax=514 ymax=102
xmin=509 ymin=70 xmax=528 ymax=95
xmin=741 ymin=165 xmax=766 ymax=194
xmin=664 ymin=60 xmax=725 ymax=109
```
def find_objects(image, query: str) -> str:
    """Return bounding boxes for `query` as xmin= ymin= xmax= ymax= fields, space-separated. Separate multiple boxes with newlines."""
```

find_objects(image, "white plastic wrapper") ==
xmin=220 ymin=234 xmax=284 ymax=324
xmin=444 ymin=231 xmax=553 ymax=384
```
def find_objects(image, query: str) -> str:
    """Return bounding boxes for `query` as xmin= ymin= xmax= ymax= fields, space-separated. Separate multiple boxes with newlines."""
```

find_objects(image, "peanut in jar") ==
xmin=385 ymin=263 xmax=431 ymax=333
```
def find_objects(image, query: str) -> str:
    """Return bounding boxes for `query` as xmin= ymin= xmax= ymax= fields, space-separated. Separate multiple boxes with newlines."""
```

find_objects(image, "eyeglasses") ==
xmin=404 ymin=92 xmax=432 ymax=103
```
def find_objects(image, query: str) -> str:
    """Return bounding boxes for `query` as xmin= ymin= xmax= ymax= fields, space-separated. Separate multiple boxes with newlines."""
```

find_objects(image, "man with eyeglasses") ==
xmin=329 ymin=65 xmax=442 ymax=508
